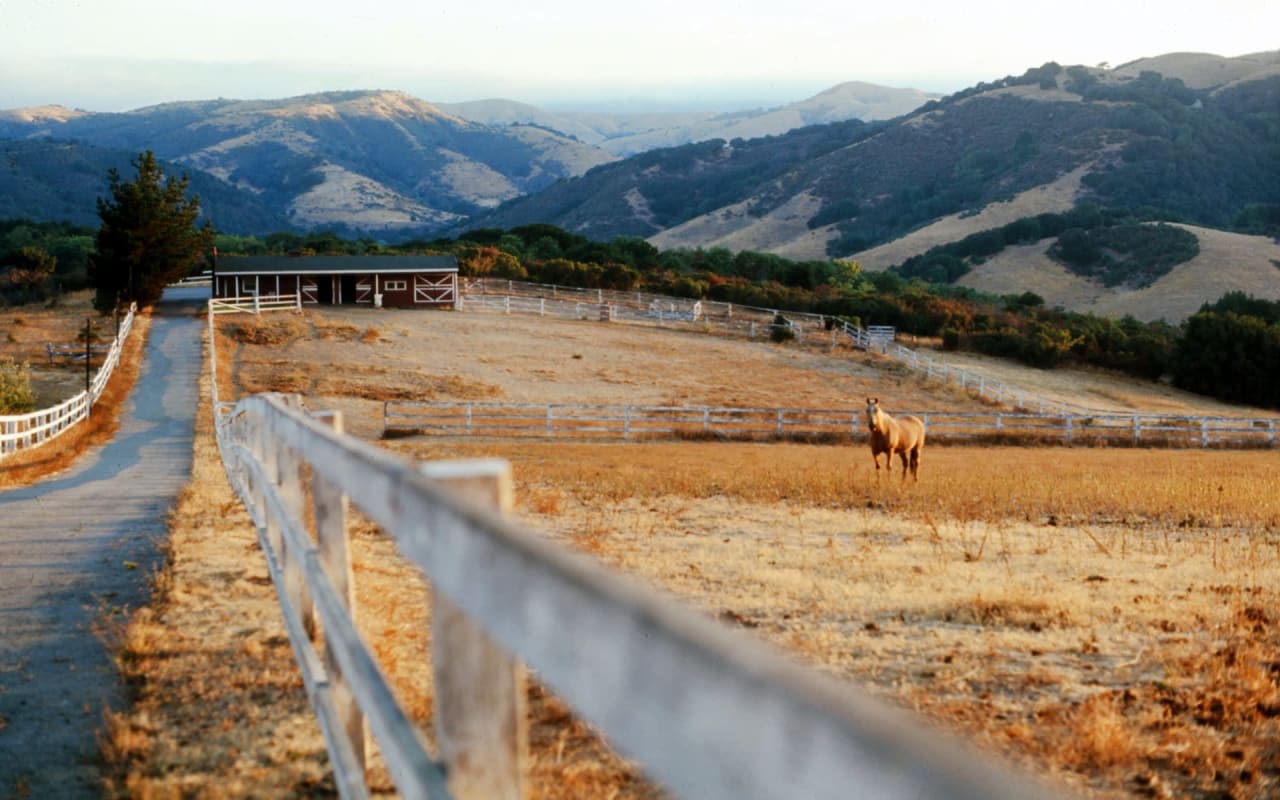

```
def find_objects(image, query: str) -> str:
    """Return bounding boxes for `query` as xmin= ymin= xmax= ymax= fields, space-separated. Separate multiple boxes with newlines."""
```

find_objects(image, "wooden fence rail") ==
xmin=209 ymin=293 xmax=302 ymax=315
xmin=0 ymin=303 xmax=136 ymax=459
xmin=208 ymin=312 xmax=1072 ymax=799
xmin=384 ymin=401 xmax=1280 ymax=449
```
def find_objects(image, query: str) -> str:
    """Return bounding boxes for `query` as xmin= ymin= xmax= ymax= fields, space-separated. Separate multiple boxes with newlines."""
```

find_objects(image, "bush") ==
xmin=769 ymin=313 xmax=796 ymax=343
xmin=0 ymin=356 xmax=37 ymax=413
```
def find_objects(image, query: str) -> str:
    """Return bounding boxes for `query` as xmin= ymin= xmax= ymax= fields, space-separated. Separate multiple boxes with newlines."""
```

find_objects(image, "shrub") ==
xmin=0 ymin=357 xmax=37 ymax=413
xmin=769 ymin=313 xmax=795 ymax=343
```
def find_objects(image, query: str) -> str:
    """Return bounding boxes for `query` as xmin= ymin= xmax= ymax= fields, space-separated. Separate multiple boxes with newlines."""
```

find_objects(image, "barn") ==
xmin=212 ymin=254 xmax=459 ymax=309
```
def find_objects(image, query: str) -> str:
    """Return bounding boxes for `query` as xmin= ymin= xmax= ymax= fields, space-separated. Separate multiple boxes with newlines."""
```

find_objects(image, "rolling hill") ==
xmin=438 ymin=81 xmax=938 ymax=156
xmin=0 ymin=90 xmax=617 ymax=234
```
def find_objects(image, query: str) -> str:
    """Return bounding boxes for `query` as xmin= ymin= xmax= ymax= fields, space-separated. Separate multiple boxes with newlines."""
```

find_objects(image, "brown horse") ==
xmin=866 ymin=397 xmax=925 ymax=481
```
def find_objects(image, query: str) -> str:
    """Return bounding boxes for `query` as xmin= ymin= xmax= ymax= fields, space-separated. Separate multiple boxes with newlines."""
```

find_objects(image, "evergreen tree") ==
xmin=89 ymin=151 xmax=214 ymax=311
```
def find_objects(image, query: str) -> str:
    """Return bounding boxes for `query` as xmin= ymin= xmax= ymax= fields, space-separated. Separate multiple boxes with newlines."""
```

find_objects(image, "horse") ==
xmin=865 ymin=397 xmax=925 ymax=481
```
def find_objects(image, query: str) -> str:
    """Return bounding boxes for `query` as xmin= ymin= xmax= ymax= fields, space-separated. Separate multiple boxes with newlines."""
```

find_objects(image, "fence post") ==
xmin=1201 ymin=418 xmax=1209 ymax=449
xmin=311 ymin=410 xmax=368 ymax=776
xmin=1065 ymin=415 xmax=1073 ymax=444
xmin=1133 ymin=415 xmax=1141 ymax=444
xmin=546 ymin=406 xmax=554 ymax=437
xmin=776 ymin=409 xmax=785 ymax=436
xmin=276 ymin=396 xmax=316 ymax=641
xmin=419 ymin=460 xmax=528 ymax=800
xmin=624 ymin=407 xmax=632 ymax=439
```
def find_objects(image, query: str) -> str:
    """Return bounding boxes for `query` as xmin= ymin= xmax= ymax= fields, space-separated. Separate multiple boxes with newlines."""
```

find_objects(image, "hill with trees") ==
xmin=475 ymin=58 xmax=1280 ymax=263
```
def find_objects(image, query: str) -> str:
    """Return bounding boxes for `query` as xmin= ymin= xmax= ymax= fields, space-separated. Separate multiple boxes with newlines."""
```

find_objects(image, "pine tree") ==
xmin=89 ymin=151 xmax=214 ymax=311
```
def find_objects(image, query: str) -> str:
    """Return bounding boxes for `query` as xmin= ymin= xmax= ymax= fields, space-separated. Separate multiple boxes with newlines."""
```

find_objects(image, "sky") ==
xmin=2 ymin=0 xmax=1278 ymax=112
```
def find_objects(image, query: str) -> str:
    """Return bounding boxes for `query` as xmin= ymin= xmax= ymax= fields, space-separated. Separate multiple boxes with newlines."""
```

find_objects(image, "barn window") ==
xmin=383 ymin=280 xmax=408 ymax=291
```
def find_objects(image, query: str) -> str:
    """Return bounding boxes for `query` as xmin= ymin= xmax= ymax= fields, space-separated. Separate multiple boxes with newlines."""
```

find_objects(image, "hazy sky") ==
xmin=2 ymin=0 xmax=1277 ymax=112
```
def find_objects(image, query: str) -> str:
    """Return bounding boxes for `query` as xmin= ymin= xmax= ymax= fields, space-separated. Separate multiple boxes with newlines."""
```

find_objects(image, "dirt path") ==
xmin=0 ymin=287 xmax=205 ymax=799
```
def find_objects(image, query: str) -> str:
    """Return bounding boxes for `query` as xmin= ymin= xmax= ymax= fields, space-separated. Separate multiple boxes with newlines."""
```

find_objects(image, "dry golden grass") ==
xmin=106 ymin=308 xmax=1280 ymax=799
xmin=381 ymin=438 xmax=1278 ymax=800
xmin=0 ymin=310 xmax=152 ymax=489
xmin=101 ymin=323 xmax=337 ymax=799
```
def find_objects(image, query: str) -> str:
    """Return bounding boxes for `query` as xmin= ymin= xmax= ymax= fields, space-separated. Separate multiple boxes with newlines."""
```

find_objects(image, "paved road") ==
xmin=0 ymin=287 xmax=206 ymax=799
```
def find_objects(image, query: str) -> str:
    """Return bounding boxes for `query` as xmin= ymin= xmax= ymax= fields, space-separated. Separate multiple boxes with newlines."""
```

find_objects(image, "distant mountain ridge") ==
xmin=0 ymin=90 xmax=617 ymax=234
xmin=438 ymin=81 xmax=938 ymax=156
xmin=0 ymin=80 xmax=933 ymax=234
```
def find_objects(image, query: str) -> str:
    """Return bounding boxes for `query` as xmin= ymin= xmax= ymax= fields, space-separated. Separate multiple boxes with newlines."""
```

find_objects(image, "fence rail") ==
xmin=209 ymin=308 xmax=1071 ymax=799
xmin=209 ymin=293 xmax=302 ymax=315
xmin=45 ymin=342 xmax=114 ymax=364
xmin=384 ymin=400 xmax=1280 ymax=449
xmin=0 ymin=303 xmax=137 ymax=459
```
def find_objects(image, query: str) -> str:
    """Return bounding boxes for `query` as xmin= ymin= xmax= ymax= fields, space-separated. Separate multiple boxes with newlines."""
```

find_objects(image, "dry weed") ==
xmin=226 ymin=313 xmax=309 ymax=346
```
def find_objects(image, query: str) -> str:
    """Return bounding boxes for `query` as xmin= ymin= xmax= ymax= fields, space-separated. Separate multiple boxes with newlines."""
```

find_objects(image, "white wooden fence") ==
xmin=0 ymin=303 xmax=137 ymax=459
xmin=208 ymin=310 xmax=1073 ymax=799
xmin=209 ymin=293 xmax=302 ymax=315
xmin=383 ymin=401 xmax=1280 ymax=448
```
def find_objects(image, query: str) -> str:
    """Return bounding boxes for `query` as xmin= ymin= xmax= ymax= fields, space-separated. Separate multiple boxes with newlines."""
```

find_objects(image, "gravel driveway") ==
xmin=0 ymin=286 xmax=205 ymax=799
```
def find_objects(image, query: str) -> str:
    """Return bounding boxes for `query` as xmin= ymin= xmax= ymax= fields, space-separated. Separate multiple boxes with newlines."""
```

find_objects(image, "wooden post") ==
xmin=277 ymin=395 xmax=315 ymax=641
xmin=419 ymin=460 xmax=528 ymax=800
xmin=311 ymin=410 xmax=368 ymax=777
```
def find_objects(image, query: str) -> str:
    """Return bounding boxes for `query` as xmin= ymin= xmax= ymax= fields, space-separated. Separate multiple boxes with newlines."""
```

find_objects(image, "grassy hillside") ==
xmin=0 ymin=138 xmax=291 ymax=234
xmin=474 ymin=63 xmax=1280 ymax=266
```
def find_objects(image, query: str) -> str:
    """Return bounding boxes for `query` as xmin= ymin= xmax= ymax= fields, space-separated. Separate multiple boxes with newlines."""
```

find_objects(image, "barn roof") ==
xmin=215 ymin=254 xmax=458 ymax=275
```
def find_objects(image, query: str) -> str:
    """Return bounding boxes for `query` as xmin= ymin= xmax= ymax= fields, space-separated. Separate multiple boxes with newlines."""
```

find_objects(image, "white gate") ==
xmin=354 ymin=278 xmax=374 ymax=304
xmin=300 ymin=278 xmax=319 ymax=305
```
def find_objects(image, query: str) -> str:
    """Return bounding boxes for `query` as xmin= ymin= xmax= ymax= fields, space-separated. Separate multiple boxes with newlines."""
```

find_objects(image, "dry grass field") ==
xmin=105 ymin=306 xmax=1280 ymax=799
xmin=0 ymin=291 xmax=126 ymax=407
xmin=0 ymin=292 xmax=152 ymax=488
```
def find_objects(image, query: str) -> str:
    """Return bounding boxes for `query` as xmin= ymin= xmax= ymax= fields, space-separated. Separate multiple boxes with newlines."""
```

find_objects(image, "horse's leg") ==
xmin=909 ymin=446 xmax=920 ymax=481
xmin=897 ymin=450 xmax=909 ymax=481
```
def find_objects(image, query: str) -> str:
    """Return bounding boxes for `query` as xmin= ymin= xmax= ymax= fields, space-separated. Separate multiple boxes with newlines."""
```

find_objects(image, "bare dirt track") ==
xmin=108 ymin=305 xmax=1280 ymax=800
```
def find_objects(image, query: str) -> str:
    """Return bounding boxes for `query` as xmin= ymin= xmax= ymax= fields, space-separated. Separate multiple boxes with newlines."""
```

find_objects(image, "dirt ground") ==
xmin=107 ymin=305 xmax=1280 ymax=799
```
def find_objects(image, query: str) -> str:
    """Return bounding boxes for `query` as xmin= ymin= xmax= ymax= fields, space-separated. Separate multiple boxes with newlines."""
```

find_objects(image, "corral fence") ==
xmin=209 ymin=293 xmax=302 ymax=315
xmin=208 ymin=301 xmax=1071 ymax=798
xmin=459 ymin=278 xmax=1134 ymax=417
xmin=0 ymin=303 xmax=137 ymax=460
xmin=45 ymin=342 xmax=114 ymax=364
xmin=383 ymin=401 xmax=1280 ymax=449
